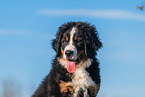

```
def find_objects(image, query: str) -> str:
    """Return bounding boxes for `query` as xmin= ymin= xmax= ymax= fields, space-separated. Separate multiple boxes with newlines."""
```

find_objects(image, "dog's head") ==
xmin=52 ymin=22 xmax=102 ymax=73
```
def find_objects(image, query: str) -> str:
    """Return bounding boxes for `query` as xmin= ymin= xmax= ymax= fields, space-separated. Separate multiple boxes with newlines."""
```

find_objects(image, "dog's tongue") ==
xmin=67 ymin=61 xmax=76 ymax=73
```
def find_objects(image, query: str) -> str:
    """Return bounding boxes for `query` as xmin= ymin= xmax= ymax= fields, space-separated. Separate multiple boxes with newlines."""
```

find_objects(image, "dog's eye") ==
xmin=63 ymin=40 xmax=68 ymax=43
xmin=63 ymin=40 xmax=68 ymax=44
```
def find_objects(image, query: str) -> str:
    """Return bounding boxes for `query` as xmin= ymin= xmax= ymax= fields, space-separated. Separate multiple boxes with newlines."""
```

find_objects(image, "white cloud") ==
xmin=0 ymin=28 xmax=53 ymax=39
xmin=38 ymin=9 xmax=145 ymax=21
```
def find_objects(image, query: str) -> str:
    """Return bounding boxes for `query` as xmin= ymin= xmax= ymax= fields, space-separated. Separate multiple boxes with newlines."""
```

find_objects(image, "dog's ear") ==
xmin=84 ymin=25 xmax=102 ymax=58
xmin=52 ymin=30 xmax=63 ymax=57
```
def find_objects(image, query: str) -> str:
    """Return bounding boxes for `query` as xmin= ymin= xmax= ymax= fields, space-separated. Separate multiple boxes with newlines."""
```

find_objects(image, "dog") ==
xmin=32 ymin=21 xmax=102 ymax=97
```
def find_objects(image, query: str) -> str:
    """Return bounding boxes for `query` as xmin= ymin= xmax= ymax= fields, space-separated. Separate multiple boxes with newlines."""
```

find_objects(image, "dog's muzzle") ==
xmin=65 ymin=50 xmax=74 ymax=59
xmin=64 ymin=45 xmax=77 ymax=61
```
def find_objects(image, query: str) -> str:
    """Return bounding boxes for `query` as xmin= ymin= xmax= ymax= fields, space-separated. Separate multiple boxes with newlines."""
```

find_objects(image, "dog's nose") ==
xmin=65 ymin=50 xmax=74 ymax=57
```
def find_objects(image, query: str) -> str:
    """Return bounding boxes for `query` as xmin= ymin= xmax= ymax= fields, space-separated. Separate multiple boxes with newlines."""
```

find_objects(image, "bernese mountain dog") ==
xmin=32 ymin=21 xmax=102 ymax=97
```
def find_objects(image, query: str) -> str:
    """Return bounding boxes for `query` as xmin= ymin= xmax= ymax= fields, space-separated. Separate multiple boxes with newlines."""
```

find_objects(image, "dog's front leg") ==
xmin=88 ymin=84 xmax=100 ymax=97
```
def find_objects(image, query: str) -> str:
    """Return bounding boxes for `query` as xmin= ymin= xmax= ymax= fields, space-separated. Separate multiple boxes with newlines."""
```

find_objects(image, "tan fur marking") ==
xmin=74 ymin=35 xmax=78 ymax=41
xmin=61 ymin=48 xmax=64 ymax=55
xmin=61 ymin=48 xmax=66 ymax=61
xmin=77 ymin=50 xmax=88 ymax=65
xmin=60 ymin=57 xmax=65 ymax=62
xmin=59 ymin=80 xmax=74 ymax=94
xmin=66 ymin=36 xmax=69 ymax=41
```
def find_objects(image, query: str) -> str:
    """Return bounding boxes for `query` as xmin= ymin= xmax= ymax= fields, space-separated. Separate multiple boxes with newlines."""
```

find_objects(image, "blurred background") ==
xmin=0 ymin=0 xmax=145 ymax=97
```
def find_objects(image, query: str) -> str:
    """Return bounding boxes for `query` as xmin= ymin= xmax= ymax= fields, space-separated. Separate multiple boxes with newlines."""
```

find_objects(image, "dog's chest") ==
xmin=72 ymin=68 xmax=95 ymax=87
xmin=72 ymin=66 xmax=96 ymax=97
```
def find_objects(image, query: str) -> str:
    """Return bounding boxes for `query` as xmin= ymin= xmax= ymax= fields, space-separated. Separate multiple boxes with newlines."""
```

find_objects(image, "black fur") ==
xmin=32 ymin=21 xmax=102 ymax=97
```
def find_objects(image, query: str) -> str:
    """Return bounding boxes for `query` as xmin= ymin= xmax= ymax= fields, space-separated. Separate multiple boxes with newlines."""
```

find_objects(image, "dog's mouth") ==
xmin=66 ymin=55 xmax=82 ymax=73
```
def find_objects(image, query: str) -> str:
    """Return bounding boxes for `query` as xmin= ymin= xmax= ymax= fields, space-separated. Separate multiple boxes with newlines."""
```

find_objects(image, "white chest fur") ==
xmin=72 ymin=59 xmax=96 ymax=97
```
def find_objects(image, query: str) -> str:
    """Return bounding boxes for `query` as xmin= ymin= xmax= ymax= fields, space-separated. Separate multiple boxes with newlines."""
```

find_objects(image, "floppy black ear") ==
xmin=84 ymin=25 xmax=102 ymax=58
xmin=52 ymin=29 xmax=63 ymax=57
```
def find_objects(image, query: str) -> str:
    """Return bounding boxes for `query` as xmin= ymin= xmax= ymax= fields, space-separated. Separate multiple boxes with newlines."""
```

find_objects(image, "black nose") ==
xmin=65 ymin=50 xmax=74 ymax=57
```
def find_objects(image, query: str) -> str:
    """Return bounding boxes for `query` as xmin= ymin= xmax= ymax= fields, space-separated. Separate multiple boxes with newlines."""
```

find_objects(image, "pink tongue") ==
xmin=67 ymin=61 xmax=76 ymax=73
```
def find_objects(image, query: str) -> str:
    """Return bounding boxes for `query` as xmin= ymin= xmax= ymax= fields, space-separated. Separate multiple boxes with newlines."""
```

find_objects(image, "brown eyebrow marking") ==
xmin=66 ymin=36 xmax=69 ymax=41
xmin=74 ymin=35 xmax=78 ymax=40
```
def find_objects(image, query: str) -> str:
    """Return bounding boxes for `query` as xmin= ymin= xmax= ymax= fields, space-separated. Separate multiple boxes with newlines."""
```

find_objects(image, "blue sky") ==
xmin=0 ymin=0 xmax=145 ymax=97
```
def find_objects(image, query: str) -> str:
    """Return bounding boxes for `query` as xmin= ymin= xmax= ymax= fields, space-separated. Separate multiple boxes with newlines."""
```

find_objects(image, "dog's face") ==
xmin=61 ymin=27 xmax=84 ymax=61
xmin=52 ymin=22 xmax=102 ymax=73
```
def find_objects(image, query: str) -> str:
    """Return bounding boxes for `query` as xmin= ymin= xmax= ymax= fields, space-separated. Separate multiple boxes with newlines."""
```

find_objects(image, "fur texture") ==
xmin=32 ymin=21 xmax=102 ymax=97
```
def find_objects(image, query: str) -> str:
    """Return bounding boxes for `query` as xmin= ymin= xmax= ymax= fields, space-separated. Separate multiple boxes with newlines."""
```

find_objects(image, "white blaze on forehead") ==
xmin=70 ymin=27 xmax=76 ymax=45
xmin=64 ymin=27 xmax=78 ymax=60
